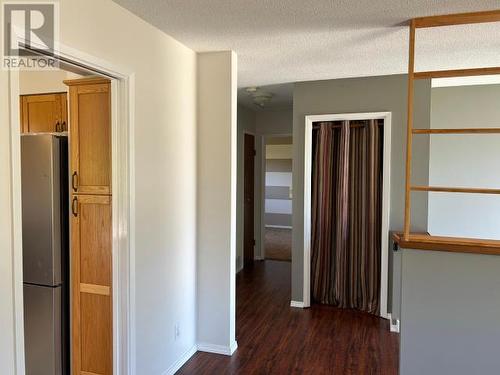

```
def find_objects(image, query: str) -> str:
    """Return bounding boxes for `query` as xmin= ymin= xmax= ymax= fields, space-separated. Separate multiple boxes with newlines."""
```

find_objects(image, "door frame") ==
xmin=259 ymin=133 xmax=293 ymax=261
xmin=303 ymin=112 xmax=392 ymax=318
xmin=8 ymin=38 xmax=135 ymax=374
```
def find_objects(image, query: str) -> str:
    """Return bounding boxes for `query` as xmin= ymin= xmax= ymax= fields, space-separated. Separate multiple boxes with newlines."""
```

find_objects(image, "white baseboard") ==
xmin=290 ymin=300 xmax=305 ymax=308
xmin=254 ymin=255 xmax=264 ymax=261
xmin=162 ymin=345 xmax=197 ymax=375
xmin=265 ymin=225 xmax=292 ymax=229
xmin=162 ymin=340 xmax=239 ymax=374
xmin=197 ymin=341 xmax=238 ymax=356
xmin=387 ymin=313 xmax=400 ymax=333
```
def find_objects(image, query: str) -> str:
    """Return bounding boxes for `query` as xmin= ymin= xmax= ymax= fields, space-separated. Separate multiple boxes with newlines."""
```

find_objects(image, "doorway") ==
xmin=8 ymin=42 xmax=133 ymax=374
xmin=303 ymin=112 xmax=391 ymax=317
xmin=263 ymin=135 xmax=293 ymax=262
xmin=244 ymin=133 xmax=256 ymax=266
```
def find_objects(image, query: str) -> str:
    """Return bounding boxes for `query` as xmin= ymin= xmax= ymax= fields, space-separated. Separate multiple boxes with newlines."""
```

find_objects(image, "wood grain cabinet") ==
xmin=65 ymin=77 xmax=113 ymax=375
xmin=20 ymin=92 xmax=67 ymax=133
xmin=65 ymin=78 xmax=111 ymax=195
xmin=70 ymin=195 xmax=112 ymax=375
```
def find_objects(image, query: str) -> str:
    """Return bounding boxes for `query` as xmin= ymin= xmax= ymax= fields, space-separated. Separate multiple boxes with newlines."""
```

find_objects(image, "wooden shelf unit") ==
xmin=402 ymin=9 xmax=500 ymax=250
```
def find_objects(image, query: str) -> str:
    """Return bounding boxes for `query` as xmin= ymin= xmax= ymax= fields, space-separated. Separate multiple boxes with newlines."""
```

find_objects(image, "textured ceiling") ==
xmin=113 ymin=0 xmax=500 ymax=87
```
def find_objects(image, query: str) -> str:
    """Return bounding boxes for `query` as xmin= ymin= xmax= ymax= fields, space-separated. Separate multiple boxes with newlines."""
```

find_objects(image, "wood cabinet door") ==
xmin=68 ymin=81 xmax=111 ymax=195
xmin=20 ymin=93 xmax=67 ymax=133
xmin=71 ymin=194 xmax=112 ymax=375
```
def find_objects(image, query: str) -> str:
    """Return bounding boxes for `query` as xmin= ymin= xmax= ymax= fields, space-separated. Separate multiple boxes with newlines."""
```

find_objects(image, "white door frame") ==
xmin=8 ymin=39 xmax=135 ymax=374
xmin=303 ymin=112 xmax=391 ymax=319
xmin=260 ymin=133 xmax=293 ymax=260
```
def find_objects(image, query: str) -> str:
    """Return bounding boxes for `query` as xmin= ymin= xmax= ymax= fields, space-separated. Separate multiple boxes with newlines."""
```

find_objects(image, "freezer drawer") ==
xmin=23 ymin=283 xmax=62 ymax=375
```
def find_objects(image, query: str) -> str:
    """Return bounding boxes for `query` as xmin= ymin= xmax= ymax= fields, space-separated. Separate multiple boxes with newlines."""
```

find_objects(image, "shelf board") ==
xmin=393 ymin=232 xmax=500 ymax=256
xmin=413 ymin=128 xmax=500 ymax=134
xmin=414 ymin=67 xmax=500 ymax=79
xmin=411 ymin=186 xmax=500 ymax=195
xmin=413 ymin=10 xmax=500 ymax=28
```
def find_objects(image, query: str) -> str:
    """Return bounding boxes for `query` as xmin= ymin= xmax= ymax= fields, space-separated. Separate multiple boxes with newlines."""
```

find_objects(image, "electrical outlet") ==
xmin=174 ymin=323 xmax=180 ymax=340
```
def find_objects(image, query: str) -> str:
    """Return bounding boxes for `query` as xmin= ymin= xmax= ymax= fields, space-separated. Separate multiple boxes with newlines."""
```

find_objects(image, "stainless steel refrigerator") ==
xmin=21 ymin=134 xmax=69 ymax=375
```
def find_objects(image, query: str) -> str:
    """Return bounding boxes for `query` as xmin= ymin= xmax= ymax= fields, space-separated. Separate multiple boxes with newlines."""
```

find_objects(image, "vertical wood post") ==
xmin=403 ymin=20 xmax=416 ymax=240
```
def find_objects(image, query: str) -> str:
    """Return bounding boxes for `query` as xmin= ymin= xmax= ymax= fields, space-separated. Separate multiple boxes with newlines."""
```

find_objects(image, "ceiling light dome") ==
xmin=245 ymin=87 xmax=274 ymax=108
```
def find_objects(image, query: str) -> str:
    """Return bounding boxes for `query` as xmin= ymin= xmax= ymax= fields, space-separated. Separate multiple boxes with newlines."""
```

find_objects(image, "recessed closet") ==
xmin=310 ymin=119 xmax=383 ymax=314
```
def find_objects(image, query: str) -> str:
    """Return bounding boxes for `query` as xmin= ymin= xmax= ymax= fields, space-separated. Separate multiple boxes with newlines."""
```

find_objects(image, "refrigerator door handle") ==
xmin=71 ymin=171 xmax=78 ymax=192
xmin=71 ymin=196 xmax=78 ymax=217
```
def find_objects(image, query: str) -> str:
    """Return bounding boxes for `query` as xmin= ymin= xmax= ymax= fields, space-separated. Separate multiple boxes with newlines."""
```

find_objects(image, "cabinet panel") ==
xmin=20 ymin=93 xmax=67 ymax=133
xmin=78 ymin=195 xmax=112 ymax=285
xmin=71 ymin=194 xmax=112 ymax=375
xmin=67 ymin=80 xmax=111 ymax=195
xmin=80 ymin=293 xmax=112 ymax=375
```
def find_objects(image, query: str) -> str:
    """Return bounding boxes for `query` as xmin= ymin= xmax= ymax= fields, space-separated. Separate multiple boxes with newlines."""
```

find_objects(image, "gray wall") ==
xmin=292 ymin=75 xmax=432 ymax=308
xmin=256 ymin=109 xmax=293 ymax=134
xmin=400 ymin=249 xmax=500 ymax=375
xmin=236 ymin=105 xmax=257 ymax=271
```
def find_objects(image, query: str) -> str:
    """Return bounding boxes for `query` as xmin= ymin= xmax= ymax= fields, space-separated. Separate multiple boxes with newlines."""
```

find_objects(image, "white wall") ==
xmin=197 ymin=52 xmax=238 ymax=353
xmin=428 ymin=85 xmax=500 ymax=240
xmin=19 ymin=70 xmax=83 ymax=95
xmin=1 ymin=1 xmax=199 ymax=374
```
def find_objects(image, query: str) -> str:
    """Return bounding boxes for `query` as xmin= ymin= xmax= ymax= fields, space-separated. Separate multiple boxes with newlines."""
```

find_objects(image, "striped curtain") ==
xmin=311 ymin=120 xmax=383 ymax=315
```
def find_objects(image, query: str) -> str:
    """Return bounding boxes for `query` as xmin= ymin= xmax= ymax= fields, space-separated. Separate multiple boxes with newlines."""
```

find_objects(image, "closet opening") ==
xmin=303 ymin=113 xmax=391 ymax=318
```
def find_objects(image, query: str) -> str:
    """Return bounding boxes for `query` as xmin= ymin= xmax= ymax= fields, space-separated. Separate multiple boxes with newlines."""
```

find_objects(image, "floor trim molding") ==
xmin=197 ymin=341 xmax=238 ymax=356
xmin=162 ymin=345 xmax=198 ymax=375
xmin=290 ymin=300 xmax=305 ymax=308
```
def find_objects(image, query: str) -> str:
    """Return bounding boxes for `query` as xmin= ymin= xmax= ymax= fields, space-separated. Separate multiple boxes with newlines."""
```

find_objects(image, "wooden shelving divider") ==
xmin=411 ymin=186 xmax=500 ymax=195
xmin=401 ymin=9 xmax=500 ymax=251
xmin=414 ymin=67 xmax=500 ymax=79
xmin=413 ymin=128 xmax=500 ymax=134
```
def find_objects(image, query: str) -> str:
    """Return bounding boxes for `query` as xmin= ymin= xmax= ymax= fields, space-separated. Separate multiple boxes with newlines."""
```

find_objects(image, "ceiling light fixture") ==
xmin=245 ymin=86 xmax=274 ymax=108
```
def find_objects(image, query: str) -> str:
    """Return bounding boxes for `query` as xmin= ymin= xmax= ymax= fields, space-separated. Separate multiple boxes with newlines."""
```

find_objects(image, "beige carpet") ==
xmin=265 ymin=227 xmax=292 ymax=261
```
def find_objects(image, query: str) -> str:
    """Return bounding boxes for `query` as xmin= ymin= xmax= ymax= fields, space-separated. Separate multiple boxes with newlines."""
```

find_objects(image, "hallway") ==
xmin=178 ymin=261 xmax=399 ymax=374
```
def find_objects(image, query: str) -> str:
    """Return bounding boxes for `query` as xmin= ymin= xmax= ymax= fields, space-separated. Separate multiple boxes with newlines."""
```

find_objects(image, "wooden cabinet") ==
xmin=71 ymin=195 xmax=112 ymax=375
xmin=20 ymin=92 xmax=67 ymax=133
xmin=66 ymin=77 xmax=112 ymax=375
xmin=66 ymin=78 xmax=111 ymax=195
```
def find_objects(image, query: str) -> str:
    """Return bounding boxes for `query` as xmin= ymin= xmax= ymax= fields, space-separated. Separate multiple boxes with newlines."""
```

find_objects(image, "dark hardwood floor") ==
xmin=177 ymin=260 xmax=399 ymax=374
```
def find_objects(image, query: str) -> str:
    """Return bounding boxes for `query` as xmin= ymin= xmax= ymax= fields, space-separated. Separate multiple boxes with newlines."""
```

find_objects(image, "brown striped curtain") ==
xmin=311 ymin=120 xmax=383 ymax=315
